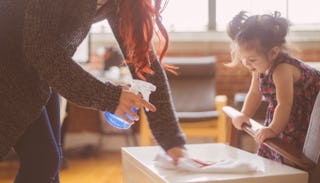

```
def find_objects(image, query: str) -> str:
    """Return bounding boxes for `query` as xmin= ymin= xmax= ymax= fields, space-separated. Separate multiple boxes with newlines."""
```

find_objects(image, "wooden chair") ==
xmin=139 ymin=56 xmax=228 ymax=145
xmin=222 ymin=90 xmax=320 ymax=183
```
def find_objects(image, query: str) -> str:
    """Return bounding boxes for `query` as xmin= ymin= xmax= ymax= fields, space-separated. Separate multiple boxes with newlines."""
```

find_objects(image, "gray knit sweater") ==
xmin=0 ymin=0 xmax=185 ymax=159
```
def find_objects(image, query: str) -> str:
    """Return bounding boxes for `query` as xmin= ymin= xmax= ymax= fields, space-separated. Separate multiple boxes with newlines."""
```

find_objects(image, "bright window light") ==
xmin=289 ymin=0 xmax=319 ymax=24
xmin=89 ymin=0 xmax=320 ymax=33
xmin=160 ymin=0 xmax=208 ymax=32
xmin=216 ymin=0 xmax=287 ymax=31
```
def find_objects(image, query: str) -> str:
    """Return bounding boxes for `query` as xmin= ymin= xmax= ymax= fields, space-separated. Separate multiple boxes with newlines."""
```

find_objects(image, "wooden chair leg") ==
xmin=215 ymin=95 xmax=228 ymax=143
xmin=139 ymin=110 xmax=153 ymax=146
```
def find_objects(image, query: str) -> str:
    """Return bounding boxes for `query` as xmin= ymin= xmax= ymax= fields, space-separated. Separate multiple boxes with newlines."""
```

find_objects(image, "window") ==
xmin=216 ymin=0 xmax=287 ymax=30
xmin=90 ymin=20 xmax=111 ymax=33
xmin=216 ymin=0 xmax=320 ymax=31
xmin=89 ymin=0 xmax=320 ymax=33
xmin=89 ymin=0 xmax=209 ymax=33
xmin=287 ymin=0 xmax=320 ymax=30
xmin=162 ymin=0 xmax=320 ymax=32
xmin=73 ymin=35 xmax=89 ymax=63
xmin=161 ymin=0 xmax=208 ymax=32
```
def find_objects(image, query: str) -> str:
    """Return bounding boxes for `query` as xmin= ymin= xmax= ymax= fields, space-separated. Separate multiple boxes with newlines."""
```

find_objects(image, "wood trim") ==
xmin=222 ymin=106 xmax=315 ymax=171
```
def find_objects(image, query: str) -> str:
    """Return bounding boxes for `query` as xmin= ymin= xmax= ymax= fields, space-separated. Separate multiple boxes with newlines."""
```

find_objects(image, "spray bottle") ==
xmin=104 ymin=79 xmax=156 ymax=129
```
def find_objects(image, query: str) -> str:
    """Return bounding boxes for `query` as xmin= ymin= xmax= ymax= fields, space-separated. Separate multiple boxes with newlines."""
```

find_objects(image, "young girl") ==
xmin=226 ymin=11 xmax=320 ymax=162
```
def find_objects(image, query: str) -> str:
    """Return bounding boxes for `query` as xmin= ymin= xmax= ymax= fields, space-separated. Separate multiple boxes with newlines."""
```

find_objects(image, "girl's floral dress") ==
xmin=258 ymin=53 xmax=320 ymax=162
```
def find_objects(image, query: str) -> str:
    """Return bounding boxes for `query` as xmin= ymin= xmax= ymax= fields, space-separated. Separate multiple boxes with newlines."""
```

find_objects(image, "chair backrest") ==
xmin=163 ymin=56 xmax=216 ymax=112
xmin=303 ymin=91 xmax=320 ymax=183
xmin=223 ymin=91 xmax=320 ymax=183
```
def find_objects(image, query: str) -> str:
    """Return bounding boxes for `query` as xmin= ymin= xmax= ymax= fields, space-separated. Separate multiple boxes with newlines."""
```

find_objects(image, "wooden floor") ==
xmin=0 ymin=151 xmax=122 ymax=183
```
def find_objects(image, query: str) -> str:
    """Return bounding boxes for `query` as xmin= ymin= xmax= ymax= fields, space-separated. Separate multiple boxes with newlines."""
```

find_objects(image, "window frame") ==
xmin=89 ymin=0 xmax=320 ymax=43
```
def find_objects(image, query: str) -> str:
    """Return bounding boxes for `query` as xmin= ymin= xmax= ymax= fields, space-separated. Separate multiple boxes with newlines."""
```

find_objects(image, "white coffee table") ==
xmin=122 ymin=143 xmax=308 ymax=183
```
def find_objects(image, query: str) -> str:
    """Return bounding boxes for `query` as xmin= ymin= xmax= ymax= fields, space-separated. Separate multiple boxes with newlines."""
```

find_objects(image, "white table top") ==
xmin=122 ymin=143 xmax=308 ymax=183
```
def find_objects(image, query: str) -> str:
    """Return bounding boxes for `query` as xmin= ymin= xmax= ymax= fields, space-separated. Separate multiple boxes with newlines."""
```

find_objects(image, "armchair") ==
xmin=139 ymin=56 xmax=228 ymax=145
xmin=222 ymin=90 xmax=320 ymax=183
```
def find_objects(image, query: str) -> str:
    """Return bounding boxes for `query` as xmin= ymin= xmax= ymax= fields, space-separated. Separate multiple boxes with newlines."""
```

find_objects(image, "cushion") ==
xmin=177 ymin=111 xmax=219 ymax=122
xmin=163 ymin=56 xmax=216 ymax=77
xmin=163 ymin=57 xmax=217 ymax=112
xmin=303 ymin=91 xmax=320 ymax=163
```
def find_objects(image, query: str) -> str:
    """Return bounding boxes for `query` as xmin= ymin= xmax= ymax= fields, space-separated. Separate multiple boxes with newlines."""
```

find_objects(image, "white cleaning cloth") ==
xmin=153 ymin=153 xmax=257 ymax=173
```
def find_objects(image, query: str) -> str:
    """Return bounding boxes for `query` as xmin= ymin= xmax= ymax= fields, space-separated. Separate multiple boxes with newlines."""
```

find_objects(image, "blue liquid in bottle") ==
xmin=104 ymin=108 xmax=137 ymax=129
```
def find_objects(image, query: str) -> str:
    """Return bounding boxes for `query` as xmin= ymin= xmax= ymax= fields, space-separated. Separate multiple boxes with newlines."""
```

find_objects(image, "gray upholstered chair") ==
xmin=223 ymin=91 xmax=320 ymax=183
xmin=139 ymin=56 xmax=228 ymax=145
xmin=302 ymin=91 xmax=320 ymax=183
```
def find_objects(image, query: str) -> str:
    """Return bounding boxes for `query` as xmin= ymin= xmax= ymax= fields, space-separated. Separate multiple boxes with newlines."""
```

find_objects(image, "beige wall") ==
xmin=90 ymin=31 xmax=320 ymax=105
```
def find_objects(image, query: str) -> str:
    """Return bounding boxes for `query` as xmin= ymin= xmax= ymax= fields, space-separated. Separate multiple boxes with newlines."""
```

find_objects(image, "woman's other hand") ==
xmin=166 ymin=147 xmax=188 ymax=166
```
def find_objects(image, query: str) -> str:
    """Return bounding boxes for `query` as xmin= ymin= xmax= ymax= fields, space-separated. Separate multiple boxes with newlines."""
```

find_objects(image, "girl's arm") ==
xmin=232 ymin=72 xmax=262 ymax=130
xmin=269 ymin=64 xmax=294 ymax=135
xmin=255 ymin=63 xmax=295 ymax=143
xmin=241 ymin=72 xmax=263 ymax=117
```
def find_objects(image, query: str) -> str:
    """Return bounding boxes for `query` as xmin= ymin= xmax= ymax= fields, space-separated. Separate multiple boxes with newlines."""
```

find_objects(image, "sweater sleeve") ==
xmin=22 ymin=0 xmax=121 ymax=112
xmin=140 ymin=58 xmax=187 ymax=151
xmin=104 ymin=4 xmax=186 ymax=151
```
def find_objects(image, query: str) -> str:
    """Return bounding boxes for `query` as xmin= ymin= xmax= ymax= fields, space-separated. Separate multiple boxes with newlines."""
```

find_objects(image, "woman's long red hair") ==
xmin=118 ymin=0 xmax=170 ymax=79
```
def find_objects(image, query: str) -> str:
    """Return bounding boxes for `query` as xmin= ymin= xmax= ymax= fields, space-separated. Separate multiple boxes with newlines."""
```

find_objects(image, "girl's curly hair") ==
xmin=226 ymin=11 xmax=290 ymax=66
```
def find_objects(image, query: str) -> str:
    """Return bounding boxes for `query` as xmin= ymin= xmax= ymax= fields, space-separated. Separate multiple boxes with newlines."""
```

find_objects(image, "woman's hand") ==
xmin=166 ymin=147 xmax=188 ymax=166
xmin=114 ymin=86 xmax=156 ymax=124
xmin=232 ymin=114 xmax=251 ymax=130
xmin=255 ymin=127 xmax=277 ymax=144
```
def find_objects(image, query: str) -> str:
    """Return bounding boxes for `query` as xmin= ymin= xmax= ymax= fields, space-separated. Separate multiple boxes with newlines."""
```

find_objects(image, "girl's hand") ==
xmin=114 ymin=86 xmax=156 ymax=124
xmin=255 ymin=127 xmax=277 ymax=144
xmin=232 ymin=114 xmax=251 ymax=130
xmin=166 ymin=147 xmax=188 ymax=166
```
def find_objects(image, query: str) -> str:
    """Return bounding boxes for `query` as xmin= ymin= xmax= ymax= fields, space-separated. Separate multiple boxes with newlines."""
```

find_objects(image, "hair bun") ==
xmin=226 ymin=11 xmax=248 ymax=40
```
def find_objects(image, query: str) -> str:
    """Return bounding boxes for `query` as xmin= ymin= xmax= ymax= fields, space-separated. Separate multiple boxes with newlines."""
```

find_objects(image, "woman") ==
xmin=0 ymin=0 xmax=186 ymax=182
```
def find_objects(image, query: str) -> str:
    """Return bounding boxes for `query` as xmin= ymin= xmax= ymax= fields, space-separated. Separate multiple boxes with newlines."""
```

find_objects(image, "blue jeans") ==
xmin=13 ymin=91 xmax=62 ymax=183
